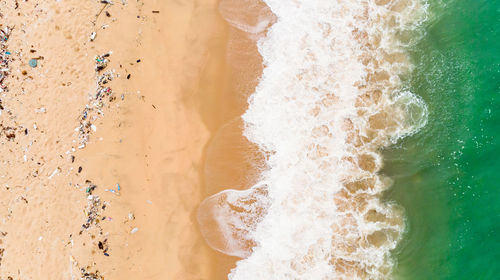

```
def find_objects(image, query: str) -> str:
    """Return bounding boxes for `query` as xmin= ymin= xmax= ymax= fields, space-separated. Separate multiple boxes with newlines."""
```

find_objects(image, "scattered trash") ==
xmin=152 ymin=11 xmax=160 ymax=14
xmin=89 ymin=32 xmax=97 ymax=42
xmin=81 ymin=194 xmax=101 ymax=231
xmin=146 ymin=200 xmax=152 ymax=204
xmin=80 ymin=268 xmax=104 ymax=280
xmin=97 ymin=239 xmax=109 ymax=256
xmin=86 ymin=184 xmax=97 ymax=194
xmin=48 ymin=167 xmax=60 ymax=179
xmin=77 ymin=52 xmax=118 ymax=148
xmin=95 ymin=52 xmax=111 ymax=72
xmin=35 ymin=107 xmax=46 ymax=113
xmin=130 ymin=227 xmax=139 ymax=234
xmin=128 ymin=212 xmax=135 ymax=221
xmin=0 ymin=26 xmax=12 ymax=92
xmin=105 ymin=183 xmax=121 ymax=195
xmin=28 ymin=58 xmax=37 ymax=68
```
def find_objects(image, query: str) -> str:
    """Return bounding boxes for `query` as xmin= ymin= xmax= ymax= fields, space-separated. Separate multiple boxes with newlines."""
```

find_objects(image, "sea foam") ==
xmin=198 ymin=0 xmax=428 ymax=279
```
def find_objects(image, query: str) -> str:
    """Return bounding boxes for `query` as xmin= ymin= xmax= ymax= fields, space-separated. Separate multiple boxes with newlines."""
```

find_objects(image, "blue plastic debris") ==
xmin=29 ymin=59 xmax=37 ymax=68
xmin=117 ymin=183 xmax=121 ymax=191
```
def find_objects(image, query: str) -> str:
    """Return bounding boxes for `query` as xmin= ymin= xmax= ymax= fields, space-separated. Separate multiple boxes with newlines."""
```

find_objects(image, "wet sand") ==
xmin=0 ymin=0 xmax=244 ymax=279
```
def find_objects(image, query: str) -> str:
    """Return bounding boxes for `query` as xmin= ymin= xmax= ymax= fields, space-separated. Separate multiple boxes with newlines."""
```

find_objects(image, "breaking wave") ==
xmin=198 ymin=0 xmax=428 ymax=279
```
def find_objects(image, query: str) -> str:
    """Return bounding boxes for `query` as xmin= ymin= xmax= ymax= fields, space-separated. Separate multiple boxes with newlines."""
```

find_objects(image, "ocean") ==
xmin=198 ymin=0 xmax=500 ymax=279
xmin=386 ymin=0 xmax=500 ymax=279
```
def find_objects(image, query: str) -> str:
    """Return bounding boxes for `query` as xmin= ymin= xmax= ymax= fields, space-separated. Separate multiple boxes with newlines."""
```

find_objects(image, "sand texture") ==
xmin=0 ymin=0 xmax=230 ymax=279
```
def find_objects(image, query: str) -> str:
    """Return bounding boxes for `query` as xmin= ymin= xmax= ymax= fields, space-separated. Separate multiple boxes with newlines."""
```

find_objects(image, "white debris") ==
xmin=35 ymin=107 xmax=46 ymax=113
xmin=128 ymin=212 xmax=135 ymax=221
xmin=48 ymin=168 xmax=60 ymax=179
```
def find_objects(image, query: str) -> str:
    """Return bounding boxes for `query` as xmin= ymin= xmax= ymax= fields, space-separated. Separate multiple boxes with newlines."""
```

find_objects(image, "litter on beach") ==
xmin=128 ymin=213 xmax=135 ymax=220
xmin=28 ymin=59 xmax=37 ymax=68
xmin=130 ymin=227 xmax=139 ymax=234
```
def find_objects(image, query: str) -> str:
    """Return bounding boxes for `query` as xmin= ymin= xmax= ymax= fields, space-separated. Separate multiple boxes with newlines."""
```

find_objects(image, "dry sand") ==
xmin=0 ymin=0 xmax=243 ymax=279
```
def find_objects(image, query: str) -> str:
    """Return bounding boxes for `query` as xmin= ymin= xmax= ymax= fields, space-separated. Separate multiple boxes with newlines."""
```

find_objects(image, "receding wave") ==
xmin=198 ymin=0 xmax=428 ymax=279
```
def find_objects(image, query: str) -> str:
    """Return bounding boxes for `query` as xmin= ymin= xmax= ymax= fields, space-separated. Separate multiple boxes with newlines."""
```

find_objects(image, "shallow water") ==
xmin=385 ymin=0 xmax=500 ymax=278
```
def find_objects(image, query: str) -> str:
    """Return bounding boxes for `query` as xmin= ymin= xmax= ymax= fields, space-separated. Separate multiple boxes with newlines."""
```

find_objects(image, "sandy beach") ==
xmin=0 ymin=0 xmax=237 ymax=279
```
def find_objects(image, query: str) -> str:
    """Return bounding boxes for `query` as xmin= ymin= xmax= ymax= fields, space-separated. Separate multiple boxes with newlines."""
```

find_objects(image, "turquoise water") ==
xmin=383 ymin=0 xmax=500 ymax=279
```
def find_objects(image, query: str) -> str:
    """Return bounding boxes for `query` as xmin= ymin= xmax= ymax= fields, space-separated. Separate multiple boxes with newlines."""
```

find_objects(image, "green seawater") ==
xmin=383 ymin=0 xmax=500 ymax=279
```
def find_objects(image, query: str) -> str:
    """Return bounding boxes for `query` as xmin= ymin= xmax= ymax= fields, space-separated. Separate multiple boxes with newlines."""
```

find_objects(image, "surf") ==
xmin=199 ymin=0 xmax=428 ymax=279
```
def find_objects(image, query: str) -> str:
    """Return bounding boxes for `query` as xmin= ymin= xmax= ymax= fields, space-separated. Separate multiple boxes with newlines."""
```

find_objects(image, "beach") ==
xmin=2 ymin=0 xmax=499 ymax=279
xmin=0 ymin=0 xmax=230 ymax=279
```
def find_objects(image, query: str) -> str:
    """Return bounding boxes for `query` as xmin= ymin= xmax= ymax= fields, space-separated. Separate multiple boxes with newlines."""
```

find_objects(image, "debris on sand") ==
xmin=77 ymin=52 xmax=117 ymax=147
xmin=80 ymin=267 xmax=104 ymax=280
xmin=0 ymin=26 xmax=12 ymax=93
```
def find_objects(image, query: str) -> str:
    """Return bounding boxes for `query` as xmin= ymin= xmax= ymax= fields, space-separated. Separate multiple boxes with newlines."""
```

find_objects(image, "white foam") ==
xmin=198 ymin=0 xmax=428 ymax=279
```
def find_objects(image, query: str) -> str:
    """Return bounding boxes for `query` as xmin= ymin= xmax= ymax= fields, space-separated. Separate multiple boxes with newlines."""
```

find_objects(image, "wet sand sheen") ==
xmin=198 ymin=16 xmax=267 ymax=280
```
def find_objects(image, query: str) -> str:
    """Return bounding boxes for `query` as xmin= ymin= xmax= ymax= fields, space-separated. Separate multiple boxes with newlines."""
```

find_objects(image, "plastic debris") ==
xmin=89 ymin=32 xmax=97 ymax=41
xmin=0 ymin=26 xmax=12 ymax=92
xmin=130 ymin=227 xmax=139 ymax=234
xmin=128 ymin=213 xmax=135 ymax=221
xmin=29 ymin=59 xmax=37 ymax=68
xmin=77 ymin=52 xmax=117 ymax=148
xmin=95 ymin=52 xmax=111 ymax=72
xmin=48 ymin=167 xmax=60 ymax=179
xmin=35 ymin=107 xmax=46 ymax=113
xmin=80 ymin=268 xmax=104 ymax=280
